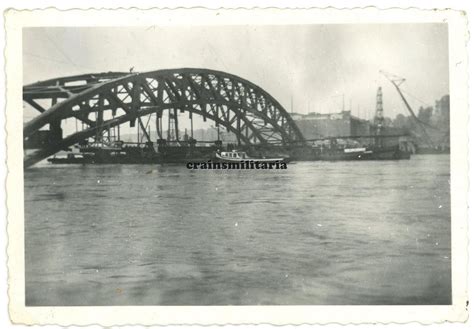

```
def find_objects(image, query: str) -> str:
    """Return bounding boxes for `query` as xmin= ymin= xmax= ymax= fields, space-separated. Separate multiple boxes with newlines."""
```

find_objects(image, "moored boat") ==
xmin=318 ymin=146 xmax=410 ymax=161
xmin=215 ymin=150 xmax=288 ymax=163
xmin=47 ymin=153 xmax=93 ymax=164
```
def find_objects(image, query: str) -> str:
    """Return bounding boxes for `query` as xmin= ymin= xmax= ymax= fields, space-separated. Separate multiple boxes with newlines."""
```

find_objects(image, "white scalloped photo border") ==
xmin=5 ymin=7 xmax=469 ymax=325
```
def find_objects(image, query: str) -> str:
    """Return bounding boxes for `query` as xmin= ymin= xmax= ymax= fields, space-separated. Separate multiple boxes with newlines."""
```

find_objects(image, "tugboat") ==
xmin=215 ymin=150 xmax=288 ymax=163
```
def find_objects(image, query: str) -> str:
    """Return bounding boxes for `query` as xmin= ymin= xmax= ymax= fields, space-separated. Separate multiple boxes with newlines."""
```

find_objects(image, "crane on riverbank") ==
xmin=380 ymin=70 xmax=437 ymax=149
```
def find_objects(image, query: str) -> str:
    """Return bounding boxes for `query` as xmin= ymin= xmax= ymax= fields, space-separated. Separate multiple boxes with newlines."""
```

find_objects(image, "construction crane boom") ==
xmin=379 ymin=70 xmax=434 ymax=148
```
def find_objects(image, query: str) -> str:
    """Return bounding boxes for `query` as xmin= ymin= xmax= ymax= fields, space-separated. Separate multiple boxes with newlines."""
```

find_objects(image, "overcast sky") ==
xmin=23 ymin=24 xmax=448 ymax=121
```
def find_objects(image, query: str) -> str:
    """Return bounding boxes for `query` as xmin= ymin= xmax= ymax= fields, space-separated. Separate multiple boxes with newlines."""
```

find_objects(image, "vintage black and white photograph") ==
xmin=5 ymin=7 xmax=469 ymax=325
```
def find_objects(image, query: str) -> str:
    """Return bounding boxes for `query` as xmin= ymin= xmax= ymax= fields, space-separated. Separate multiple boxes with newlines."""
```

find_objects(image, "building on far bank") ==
xmin=290 ymin=110 xmax=371 ymax=140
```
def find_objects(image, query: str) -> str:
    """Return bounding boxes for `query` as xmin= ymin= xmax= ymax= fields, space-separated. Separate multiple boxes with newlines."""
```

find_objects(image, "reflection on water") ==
xmin=24 ymin=155 xmax=451 ymax=305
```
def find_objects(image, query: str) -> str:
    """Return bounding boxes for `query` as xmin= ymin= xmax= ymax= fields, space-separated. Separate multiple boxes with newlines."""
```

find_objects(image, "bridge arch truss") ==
xmin=23 ymin=68 xmax=305 ymax=167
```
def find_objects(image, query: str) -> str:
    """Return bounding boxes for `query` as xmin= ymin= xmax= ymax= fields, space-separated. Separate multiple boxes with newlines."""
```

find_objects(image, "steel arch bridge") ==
xmin=23 ymin=68 xmax=305 ymax=167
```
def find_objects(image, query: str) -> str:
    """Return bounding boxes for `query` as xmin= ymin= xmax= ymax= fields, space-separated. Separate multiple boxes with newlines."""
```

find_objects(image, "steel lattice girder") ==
xmin=23 ymin=68 xmax=306 ymax=167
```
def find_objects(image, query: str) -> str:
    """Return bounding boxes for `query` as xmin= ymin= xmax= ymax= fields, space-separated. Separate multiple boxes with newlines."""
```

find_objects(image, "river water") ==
xmin=24 ymin=155 xmax=451 ymax=306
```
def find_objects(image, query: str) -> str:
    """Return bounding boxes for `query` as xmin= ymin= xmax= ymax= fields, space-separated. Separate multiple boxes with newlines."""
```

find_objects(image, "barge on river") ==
xmin=47 ymin=136 xmax=410 ymax=164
